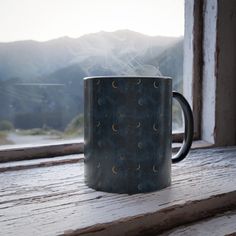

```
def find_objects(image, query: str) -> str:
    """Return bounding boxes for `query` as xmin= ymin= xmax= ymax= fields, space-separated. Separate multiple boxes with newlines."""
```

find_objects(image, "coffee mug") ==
xmin=84 ymin=76 xmax=193 ymax=194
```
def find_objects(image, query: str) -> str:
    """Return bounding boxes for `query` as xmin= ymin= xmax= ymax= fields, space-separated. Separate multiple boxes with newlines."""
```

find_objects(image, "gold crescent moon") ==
xmin=112 ymin=166 xmax=118 ymax=175
xmin=153 ymin=165 xmax=158 ymax=173
xmin=97 ymin=162 xmax=101 ymax=168
xmin=96 ymin=79 xmax=100 ymax=85
xmin=153 ymin=123 xmax=158 ymax=132
xmin=112 ymin=81 xmax=118 ymax=88
xmin=96 ymin=121 xmax=101 ymax=127
xmin=112 ymin=124 xmax=118 ymax=132
xmin=136 ymin=164 xmax=141 ymax=171
xmin=137 ymin=79 xmax=142 ymax=85
xmin=153 ymin=81 xmax=159 ymax=88
xmin=136 ymin=122 xmax=141 ymax=128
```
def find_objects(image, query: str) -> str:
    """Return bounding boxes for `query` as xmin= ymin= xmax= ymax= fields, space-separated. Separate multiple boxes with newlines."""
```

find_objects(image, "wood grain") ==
xmin=0 ymin=154 xmax=83 ymax=173
xmin=160 ymin=210 xmax=236 ymax=236
xmin=0 ymin=140 xmax=211 ymax=163
xmin=0 ymin=147 xmax=236 ymax=235
xmin=0 ymin=142 xmax=84 ymax=163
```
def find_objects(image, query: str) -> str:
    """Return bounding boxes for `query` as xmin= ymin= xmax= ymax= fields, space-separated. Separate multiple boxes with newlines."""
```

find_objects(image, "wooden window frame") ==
xmin=183 ymin=0 xmax=203 ymax=141
xmin=1 ymin=0 xmax=222 ymax=162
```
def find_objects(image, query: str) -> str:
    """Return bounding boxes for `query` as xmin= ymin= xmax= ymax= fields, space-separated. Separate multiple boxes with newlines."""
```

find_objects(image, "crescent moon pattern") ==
xmin=88 ymin=78 xmax=165 ymax=190
xmin=112 ymin=166 xmax=118 ymax=175
xmin=153 ymin=81 xmax=159 ymax=88
xmin=153 ymin=123 xmax=158 ymax=132
xmin=97 ymin=98 xmax=103 ymax=106
xmin=97 ymin=140 xmax=102 ymax=147
xmin=136 ymin=164 xmax=141 ymax=171
xmin=153 ymin=165 xmax=158 ymax=173
xmin=136 ymin=79 xmax=142 ymax=85
xmin=112 ymin=81 xmax=118 ymax=89
xmin=112 ymin=124 xmax=118 ymax=132
xmin=137 ymin=184 xmax=142 ymax=191
xmin=138 ymin=98 xmax=144 ymax=106
xmin=138 ymin=142 xmax=143 ymax=149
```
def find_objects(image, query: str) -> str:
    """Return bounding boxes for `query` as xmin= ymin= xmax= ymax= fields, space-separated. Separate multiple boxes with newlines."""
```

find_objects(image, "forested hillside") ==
xmin=0 ymin=30 xmax=183 ymax=130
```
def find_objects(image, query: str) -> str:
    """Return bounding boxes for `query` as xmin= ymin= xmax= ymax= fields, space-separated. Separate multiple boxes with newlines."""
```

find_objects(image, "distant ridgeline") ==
xmin=0 ymin=30 xmax=183 ymax=130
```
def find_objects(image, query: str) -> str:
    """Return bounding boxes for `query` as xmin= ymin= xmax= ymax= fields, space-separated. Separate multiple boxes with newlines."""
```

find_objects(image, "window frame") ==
xmin=183 ymin=0 xmax=203 ymax=140
xmin=0 ymin=0 xmax=206 ymax=162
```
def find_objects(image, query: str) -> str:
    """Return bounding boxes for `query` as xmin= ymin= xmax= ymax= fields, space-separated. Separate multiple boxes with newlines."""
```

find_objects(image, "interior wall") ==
xmin=215 ymin=0 xmax=236 ymax=145
xmin=201 ymin=0 xmax=217 ymax=143
xmin=183 ymin=0 xmax=194 ymax=105
xmin=184 ymin=0 xmax=203 ymax=139
xmin=184 ymin=0 xmax=236 ymax=145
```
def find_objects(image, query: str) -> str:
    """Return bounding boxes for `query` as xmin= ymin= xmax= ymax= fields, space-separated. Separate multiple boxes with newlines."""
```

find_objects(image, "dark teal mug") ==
xmin=84 ymin=76 xmax=193 ymax=194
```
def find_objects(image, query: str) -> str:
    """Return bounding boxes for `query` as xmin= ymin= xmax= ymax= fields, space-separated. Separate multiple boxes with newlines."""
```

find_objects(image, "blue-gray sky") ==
xmin=0 ymin=0 xmax=184 ymax=42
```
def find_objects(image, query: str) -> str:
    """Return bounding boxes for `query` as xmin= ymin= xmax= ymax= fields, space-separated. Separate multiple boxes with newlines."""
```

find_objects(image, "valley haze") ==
xmin=0 ymin=30 xmax=183 ymax=133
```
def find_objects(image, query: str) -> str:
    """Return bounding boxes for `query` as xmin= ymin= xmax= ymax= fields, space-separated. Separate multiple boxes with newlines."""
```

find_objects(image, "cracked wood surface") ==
xmin=160 ymin=210 xmax=236 ymax=236
xmin=0 ymin=147 xmax=236 ymax=235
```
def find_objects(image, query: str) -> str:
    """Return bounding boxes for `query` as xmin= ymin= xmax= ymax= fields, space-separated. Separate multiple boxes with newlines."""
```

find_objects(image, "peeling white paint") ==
xmin=183 ymin=0 xmax=194 ymax=105
xmin=201 ymin=0 xmax=218 ymax=143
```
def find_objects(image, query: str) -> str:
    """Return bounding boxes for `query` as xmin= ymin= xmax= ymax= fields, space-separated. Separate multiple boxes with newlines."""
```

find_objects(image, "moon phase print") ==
xmin=84 ymin=76 xmax=193 ymax=194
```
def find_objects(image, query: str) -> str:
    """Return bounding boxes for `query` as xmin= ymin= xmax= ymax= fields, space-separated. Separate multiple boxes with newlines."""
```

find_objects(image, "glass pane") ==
xmin=0 ymin=0 xmax=184 ymax=147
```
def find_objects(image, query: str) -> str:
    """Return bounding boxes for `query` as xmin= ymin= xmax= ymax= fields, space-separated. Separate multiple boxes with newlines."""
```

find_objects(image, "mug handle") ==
xmin=172 ymin=92 xmax=194 ymax=163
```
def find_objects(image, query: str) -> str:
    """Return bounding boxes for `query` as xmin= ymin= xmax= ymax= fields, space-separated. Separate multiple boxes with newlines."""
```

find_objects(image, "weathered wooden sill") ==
xmin=0 ymin=147 xmax=236 ymax=236
xmin=161 ymin=210 xmax=236 ymax=235
xmin=0 ymin=140 xmax=211 ymax=163
xmin=0 ymin=141 xmax=84 ymax=163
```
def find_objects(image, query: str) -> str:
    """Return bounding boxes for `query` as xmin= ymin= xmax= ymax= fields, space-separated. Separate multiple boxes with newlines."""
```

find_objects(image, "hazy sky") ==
xmin=0 ymin=0 xmax=184 ymax=42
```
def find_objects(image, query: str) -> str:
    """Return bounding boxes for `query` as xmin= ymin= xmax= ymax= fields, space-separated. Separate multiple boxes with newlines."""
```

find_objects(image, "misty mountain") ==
xmin=145 ymin=40 xmax=184 ymax=91
xmin=0 ymin=30 xmax=180 ymax=81
xmin=0 ymin=30 xmax=183 ymax=130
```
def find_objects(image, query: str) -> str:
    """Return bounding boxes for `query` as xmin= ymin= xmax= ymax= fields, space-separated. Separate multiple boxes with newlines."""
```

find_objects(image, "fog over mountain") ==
xmin=0 ymin=30 xmax=183 ymax=130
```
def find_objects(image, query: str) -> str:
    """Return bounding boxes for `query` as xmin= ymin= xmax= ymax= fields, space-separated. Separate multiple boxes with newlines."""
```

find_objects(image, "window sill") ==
xmin=1 ymin=147 xmax=236 ymax=235
xmin=161 ymin=209 xmax=236 ymax=235
xmin=0 ymin=140 xmax=212 ymax=163
xmin=0 ymin=141 xmax=84 ymax=163
xmin=172 ymin=139 xmax=213 ymax=151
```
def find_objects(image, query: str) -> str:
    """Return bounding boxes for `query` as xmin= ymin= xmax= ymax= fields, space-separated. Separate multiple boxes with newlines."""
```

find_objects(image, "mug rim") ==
xmin=84 ymin=75 xmax=172 ymax=81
